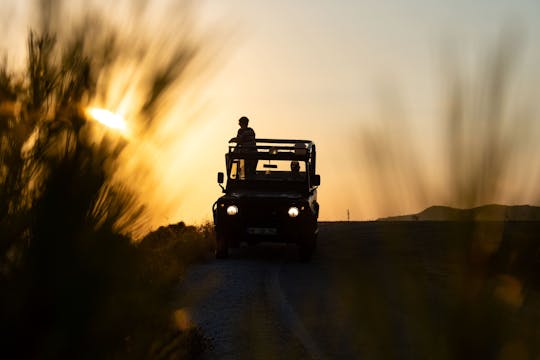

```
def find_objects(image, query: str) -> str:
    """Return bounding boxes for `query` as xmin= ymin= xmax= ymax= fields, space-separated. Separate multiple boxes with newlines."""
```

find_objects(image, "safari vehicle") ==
xmin=213 ymin=139 xmax=320 ymax=260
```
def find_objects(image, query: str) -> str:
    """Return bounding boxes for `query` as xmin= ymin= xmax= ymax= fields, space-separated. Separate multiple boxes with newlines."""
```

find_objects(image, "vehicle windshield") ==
xmin=229 ymin=159 xmax=307 ymax=182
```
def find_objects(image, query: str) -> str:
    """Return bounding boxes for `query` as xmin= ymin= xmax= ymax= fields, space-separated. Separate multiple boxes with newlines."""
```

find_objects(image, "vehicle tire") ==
xmin=215 ymin=232 xmax=229 ymax=259
xmin=298 ymin=234 xmax=316 ymax=262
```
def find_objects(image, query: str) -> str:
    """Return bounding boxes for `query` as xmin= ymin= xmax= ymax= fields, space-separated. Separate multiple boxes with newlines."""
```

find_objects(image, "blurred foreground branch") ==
xmin=0 ymin=1 xmax=215 ymax=357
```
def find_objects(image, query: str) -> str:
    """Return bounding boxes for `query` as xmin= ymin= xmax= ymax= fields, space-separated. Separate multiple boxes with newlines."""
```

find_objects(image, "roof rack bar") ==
xmin=228 ymin=138 xmax=313 ymax=144
xmin=229 ymin=145 xmax=308 ymax=150
xmin=229 ymin=152 xmax=309 ymax=161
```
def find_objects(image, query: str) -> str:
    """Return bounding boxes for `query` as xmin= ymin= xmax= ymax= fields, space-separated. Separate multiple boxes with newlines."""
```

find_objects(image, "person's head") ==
xmin=238 ymin=116 xmax=249 ymax=128
xmin=290 ymin=161 xmax=300 ymax=173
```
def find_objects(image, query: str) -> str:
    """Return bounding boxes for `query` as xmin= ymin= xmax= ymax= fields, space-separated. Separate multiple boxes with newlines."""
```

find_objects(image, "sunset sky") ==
xmin=188 ymin=0 xmax=540 ymax=223
xmin=2 ymin=0 xmax=540 ymax=228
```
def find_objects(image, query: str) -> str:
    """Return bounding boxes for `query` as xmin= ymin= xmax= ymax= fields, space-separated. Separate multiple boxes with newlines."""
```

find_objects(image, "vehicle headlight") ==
xmin=226 ymin=205 xmax=239 ymax=216
xmin=288 ymin=206 xmax=299 ymax=218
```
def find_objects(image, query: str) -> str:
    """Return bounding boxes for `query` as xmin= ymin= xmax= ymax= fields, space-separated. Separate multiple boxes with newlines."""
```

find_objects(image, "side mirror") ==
xmin=217 ymin=172 xmax=224 ymax=184
xmin=311 ymin=174 xmax=320 ymax=186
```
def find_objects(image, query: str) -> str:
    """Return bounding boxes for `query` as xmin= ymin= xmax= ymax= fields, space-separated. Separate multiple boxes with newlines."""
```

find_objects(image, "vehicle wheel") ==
xmin=215 ymin=232 xmax=229 ymax=259
xmin=298 ymin=234 xmax=316 ymax=262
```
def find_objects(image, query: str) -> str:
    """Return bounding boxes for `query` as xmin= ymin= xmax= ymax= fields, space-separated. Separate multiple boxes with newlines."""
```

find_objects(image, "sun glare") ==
xmin=86 ymin=107 xmax=129 ymax=134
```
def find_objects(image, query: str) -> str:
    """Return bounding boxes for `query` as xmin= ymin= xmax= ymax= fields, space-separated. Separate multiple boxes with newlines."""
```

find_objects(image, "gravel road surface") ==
xmin=177 ymin=222 xmax=540 ymax=359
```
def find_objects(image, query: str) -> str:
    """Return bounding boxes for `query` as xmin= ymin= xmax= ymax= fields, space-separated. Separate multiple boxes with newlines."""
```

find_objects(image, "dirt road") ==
xmin=177 ymin=222 xmax=540 ymax=359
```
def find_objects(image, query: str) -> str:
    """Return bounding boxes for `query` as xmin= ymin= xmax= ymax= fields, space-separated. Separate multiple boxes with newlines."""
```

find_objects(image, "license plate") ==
xmin=247 ymin=227 xmax=277 ymax=235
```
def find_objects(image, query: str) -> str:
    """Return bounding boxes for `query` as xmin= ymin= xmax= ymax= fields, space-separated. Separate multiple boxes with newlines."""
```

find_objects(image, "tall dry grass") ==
xmin=357 ymin=31 xmax=539 ymax=216
xmin=354 ymin=31 xmax=540 ymax=359
xmin=0 ymin=1 xmax=216 ymax=358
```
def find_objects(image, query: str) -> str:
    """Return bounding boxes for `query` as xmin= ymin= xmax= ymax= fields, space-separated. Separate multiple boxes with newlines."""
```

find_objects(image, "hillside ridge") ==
xmin=379 ymin=204 xmax=540 ymax=221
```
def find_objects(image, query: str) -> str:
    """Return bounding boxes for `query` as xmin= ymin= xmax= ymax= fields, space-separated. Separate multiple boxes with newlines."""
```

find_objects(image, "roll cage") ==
xmin=225 ymin=138 xmax=319 ymax=190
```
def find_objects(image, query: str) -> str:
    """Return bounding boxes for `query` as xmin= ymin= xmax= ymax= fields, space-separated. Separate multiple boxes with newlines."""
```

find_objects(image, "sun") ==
xmin=86 ymin=107 xmax=129 ymax=133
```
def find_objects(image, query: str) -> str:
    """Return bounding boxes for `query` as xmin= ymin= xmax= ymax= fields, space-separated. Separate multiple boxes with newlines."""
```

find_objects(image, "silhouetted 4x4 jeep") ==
xmin=213 ymin=139 xmax=320 ymax=261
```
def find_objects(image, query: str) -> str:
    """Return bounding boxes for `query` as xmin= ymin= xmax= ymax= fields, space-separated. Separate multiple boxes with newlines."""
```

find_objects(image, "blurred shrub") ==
xmin=139 ymin=221 xmax=215 ymax=289
xmin=0 ymin=11 xmax=212 ymax=360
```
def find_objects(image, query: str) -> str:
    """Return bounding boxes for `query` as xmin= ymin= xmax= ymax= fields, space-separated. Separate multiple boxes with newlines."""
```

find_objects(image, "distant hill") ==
xmin=379 ymin=204 xmax=540 ymax=221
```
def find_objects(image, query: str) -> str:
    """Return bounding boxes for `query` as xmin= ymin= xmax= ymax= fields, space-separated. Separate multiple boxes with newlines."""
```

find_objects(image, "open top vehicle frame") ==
xmin=213 ymin=138 xmax=320 ymax=260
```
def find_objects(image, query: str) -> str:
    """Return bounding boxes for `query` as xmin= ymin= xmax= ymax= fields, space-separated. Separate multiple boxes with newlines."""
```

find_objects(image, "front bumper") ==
xmin=213 ymin=202 xmax=317 ymax=243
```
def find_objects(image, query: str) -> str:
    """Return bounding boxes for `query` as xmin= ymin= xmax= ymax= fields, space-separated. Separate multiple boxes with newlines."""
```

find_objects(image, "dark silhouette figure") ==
xmin=230 ymin=116 xmax=256 ymax=145
xmin=289 ymin=161 xmax=305 ymax=180
xmin=230 ymin=116 xmax=257 ymax=178
xmin=290 ymin=160 xmax=300 ymax=175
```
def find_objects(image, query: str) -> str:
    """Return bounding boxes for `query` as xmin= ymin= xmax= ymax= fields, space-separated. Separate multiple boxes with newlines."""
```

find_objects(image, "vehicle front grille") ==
xmin=240 ymin=199 xmax=290 ymax=227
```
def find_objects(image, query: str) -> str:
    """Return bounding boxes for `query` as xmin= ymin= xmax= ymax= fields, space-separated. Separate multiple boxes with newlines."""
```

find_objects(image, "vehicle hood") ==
xmin=222 ymin=191 xmax=303 ymax=201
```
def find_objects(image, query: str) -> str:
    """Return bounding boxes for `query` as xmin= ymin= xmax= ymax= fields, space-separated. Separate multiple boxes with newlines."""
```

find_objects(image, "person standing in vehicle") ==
xmin=229 ymin=116 xmax=256 ymax=146
xmin=229 ymin=116 xmax=257 ymax=177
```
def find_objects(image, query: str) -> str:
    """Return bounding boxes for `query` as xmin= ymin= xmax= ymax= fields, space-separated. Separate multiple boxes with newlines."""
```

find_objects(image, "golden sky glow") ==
xmin=2 ymin=0 xmax=540 ymax=230
xmin=86 ymin=108 xmax=129 ymax=134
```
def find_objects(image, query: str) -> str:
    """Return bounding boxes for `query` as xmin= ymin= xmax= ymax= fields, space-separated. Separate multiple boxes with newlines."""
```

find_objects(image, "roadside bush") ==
xmin=0 ymin=3 xmax=212 ymax=358
xmin=139 ymin=222 xmax=215 ymax=288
